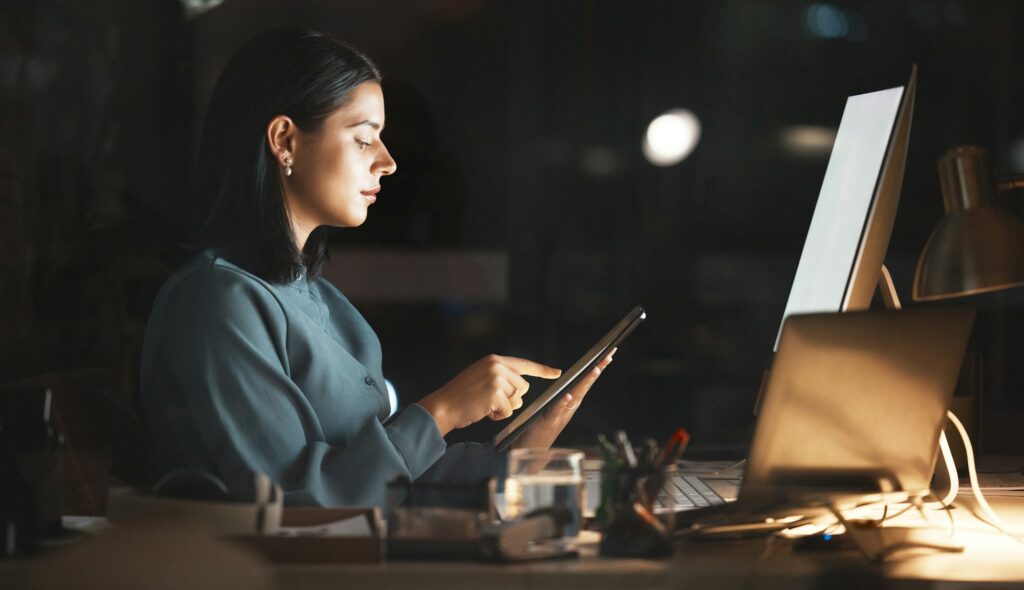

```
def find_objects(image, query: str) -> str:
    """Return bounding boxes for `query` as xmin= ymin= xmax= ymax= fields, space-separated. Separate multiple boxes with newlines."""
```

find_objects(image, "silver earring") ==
xmin=283 ymin=155 xmax=293 ymax=177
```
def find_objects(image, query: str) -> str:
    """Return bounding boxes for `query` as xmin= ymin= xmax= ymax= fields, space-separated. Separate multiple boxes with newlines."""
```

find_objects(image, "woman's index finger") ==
xmin=499 ymin=356 xmax=562 ymax=379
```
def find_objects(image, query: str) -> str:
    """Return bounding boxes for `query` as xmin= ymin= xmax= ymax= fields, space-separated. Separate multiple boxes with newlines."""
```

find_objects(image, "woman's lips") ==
xmin=361 ymin=187 xmax=380 ymax=204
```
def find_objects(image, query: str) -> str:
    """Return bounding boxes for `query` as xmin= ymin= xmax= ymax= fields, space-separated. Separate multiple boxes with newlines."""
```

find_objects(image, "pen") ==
xmin=657 ymin=428 xmax=690 ymax=468
xmin=640 ymin=438 xmax=659 ymax=468
xmin=596 ymin=433 xmax=625 ymax=525
xmin=634 ymin=478 xmax=652 ymax=511
xmin=615 ymin=430 xmax=637 ymax=468
xmin=597 ymin=433 xmax=620 ymax=462
xmin=640 ymin=428 xmax=690 ymax=506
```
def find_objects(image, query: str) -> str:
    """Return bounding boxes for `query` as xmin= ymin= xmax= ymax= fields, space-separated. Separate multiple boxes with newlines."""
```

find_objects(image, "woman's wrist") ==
xmin=418 ymin=395 xmax=452 ymax=436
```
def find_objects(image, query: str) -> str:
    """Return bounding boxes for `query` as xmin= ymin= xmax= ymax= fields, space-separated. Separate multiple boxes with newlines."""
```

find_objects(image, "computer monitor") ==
xmin=776 ymin=67 xmax=917 ymax=349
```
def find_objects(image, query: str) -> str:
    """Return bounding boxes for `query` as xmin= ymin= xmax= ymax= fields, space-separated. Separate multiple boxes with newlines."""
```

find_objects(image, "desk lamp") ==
xmin=914 ymin=145 xmax=1024 ymax=301
xmin=912 ymin=145 xmax=1024 ymax=470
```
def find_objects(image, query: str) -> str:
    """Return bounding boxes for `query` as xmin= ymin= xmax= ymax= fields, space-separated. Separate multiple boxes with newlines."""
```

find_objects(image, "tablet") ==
xmin=493 ymin=306 xmax=646 ymax=451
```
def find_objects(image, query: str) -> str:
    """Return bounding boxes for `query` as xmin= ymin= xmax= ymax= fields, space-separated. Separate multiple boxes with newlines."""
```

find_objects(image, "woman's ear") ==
xmin=266 ymin=115 xmax=297 ymax=163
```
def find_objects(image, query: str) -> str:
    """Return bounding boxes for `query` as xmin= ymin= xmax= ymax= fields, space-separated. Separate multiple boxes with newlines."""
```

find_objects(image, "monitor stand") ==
xmin=878 ymin=265 xmax=902 ymax=309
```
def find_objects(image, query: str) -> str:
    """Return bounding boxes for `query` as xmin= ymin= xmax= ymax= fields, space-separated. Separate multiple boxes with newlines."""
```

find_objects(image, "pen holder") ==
xmin=597 ymin=464 xmax=676 ymax=558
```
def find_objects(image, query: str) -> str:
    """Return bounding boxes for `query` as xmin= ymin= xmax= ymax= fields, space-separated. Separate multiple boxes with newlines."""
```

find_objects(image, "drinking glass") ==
xmin=504 ymin=448 xmax=585 ymax=550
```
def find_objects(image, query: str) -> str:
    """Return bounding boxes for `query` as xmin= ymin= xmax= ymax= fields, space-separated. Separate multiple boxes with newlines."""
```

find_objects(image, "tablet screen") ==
xmin=493 ymin=306 xmax=646 ymax=451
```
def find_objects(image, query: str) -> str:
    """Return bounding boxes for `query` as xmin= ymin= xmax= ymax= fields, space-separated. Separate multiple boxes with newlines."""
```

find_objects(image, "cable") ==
xmin=946 ymin=410 xmax=1024 ymax=542
xmin=878 ymin=503 xmax=915 ymax=525
xmin=941 ymin=498 xmax=957 ymax=539
xmin=764 ymin=409 xmax=1016 ymax=562
xmin=811 ymin=407 xmax=1024 ymax=563
xmin=933 ymin=430 xmax=959 ymax=508
xmin=826 ymin=501 xmax=963 ymax=562
xmin=917 ymin=491 xmax=957 ymax=539
xmin=913 ymin=496 xmax=932 ymax=525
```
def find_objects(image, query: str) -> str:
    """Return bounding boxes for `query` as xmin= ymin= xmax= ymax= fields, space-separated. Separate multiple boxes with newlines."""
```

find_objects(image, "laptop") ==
xmin=691 ymin=306 xmax=973 ymax=526
xmin=585 ymin=307 xmax=975 ymax=522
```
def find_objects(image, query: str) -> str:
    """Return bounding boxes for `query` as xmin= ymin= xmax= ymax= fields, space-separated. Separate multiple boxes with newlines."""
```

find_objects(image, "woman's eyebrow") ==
xmin=347 ymin=119 xmax=382 ymax=130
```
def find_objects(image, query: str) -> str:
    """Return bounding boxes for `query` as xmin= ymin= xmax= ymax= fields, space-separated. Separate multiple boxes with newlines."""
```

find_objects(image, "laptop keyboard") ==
xmin=584 ymin=470 xmax=726 ymax=517
xmin=655 ymin=473 xmax=725 ymax=513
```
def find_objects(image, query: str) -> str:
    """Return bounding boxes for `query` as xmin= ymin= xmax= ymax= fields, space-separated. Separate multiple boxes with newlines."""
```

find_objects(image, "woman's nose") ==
xmin=375 ymin=144 xmax=397 ymax=177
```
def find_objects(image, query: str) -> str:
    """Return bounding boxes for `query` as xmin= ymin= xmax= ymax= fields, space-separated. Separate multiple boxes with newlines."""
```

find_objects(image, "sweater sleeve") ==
xmin=416 ymin=442 xmax=509 ymax=488
xmin=141 ymin=268 xmax=447 ymax=508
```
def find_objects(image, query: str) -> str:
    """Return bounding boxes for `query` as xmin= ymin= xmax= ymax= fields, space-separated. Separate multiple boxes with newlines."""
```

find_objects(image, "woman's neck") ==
xmin=292 ymin=219 xmax=314 ymax=252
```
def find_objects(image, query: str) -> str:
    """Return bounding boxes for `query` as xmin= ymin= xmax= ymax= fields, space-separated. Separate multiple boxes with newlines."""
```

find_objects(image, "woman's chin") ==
xmin=327 ymin=211 xmax=368 ymax=228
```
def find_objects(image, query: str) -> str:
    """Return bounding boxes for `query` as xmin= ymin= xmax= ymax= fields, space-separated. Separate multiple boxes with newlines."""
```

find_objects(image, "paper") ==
xmin=277 ymin=514 xmax=372 ymax=537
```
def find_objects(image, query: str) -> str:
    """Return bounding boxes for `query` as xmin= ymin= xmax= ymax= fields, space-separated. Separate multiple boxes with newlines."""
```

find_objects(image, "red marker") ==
xmin=657 ymin=428 xmax=690 ymax=467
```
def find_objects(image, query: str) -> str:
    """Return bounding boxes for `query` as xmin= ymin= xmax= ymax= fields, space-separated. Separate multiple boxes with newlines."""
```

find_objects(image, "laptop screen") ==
xmin=746 ymin=307 xmax=974 ymax=510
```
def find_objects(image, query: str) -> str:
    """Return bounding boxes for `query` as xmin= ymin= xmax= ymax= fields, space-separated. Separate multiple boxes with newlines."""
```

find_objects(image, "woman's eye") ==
xmin=355 ymin=138 xmax=371 ymax=150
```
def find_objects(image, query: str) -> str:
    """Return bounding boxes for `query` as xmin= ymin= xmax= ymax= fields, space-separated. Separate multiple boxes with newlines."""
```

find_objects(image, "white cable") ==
xmin=779 ymin=410 xmax=1017 ymax=552
xmin=946 ymin=409 xmax=1024 ymax=541
xmin=933 ymin=430 xmax=959 ymax=508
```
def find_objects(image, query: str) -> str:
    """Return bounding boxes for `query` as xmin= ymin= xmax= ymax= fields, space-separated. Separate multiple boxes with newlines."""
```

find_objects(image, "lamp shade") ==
xmin=913 ymin=146 xmax=1024 ymax=301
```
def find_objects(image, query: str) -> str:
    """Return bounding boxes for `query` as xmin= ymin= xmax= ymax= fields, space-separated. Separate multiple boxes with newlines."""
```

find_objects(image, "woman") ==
xmin=139 ymin=28 xmax=612 ymax=508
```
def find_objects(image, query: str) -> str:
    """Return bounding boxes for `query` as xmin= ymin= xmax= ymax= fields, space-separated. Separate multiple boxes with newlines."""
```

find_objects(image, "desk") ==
xmin=273 ymin=495 xmax=1024 ymax=590
xmin=5 ymin=494 xmax=1024 ymax=589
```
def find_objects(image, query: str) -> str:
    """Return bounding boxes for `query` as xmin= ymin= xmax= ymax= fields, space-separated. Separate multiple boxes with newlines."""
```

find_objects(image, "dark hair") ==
xmin=193 ymin=28 xmax=381 ymax=283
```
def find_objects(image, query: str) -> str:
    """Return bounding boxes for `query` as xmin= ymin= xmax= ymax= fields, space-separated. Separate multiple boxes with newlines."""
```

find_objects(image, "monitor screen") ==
xmin=776 ymin=79 xmax=912 ymax=350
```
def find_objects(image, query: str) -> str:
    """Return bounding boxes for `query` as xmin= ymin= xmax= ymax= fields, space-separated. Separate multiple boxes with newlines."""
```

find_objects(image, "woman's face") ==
xmin=283 ymin=81 xmax=397 ymax=237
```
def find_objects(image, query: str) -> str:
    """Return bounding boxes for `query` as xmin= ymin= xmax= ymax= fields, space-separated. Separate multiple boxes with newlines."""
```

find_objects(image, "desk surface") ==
xmin=6 ymin=492 xmax=1024 ymax=589
xmin=275 ymin=496 xmax=1024 ymax=590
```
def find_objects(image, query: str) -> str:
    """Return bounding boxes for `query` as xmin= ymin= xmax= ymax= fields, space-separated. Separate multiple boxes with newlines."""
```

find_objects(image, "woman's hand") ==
xmin=512 ymin=348 xmax=615 ymax=449
xmin=418 ymin=355 xmax=562 ymax=436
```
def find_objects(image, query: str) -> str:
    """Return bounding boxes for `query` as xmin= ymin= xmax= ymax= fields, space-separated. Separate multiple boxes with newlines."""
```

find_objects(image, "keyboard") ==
xmin=654 ymin=473 xmax=726 ymax=513
xmin=583 ymin=469 xmax=726 ymax=517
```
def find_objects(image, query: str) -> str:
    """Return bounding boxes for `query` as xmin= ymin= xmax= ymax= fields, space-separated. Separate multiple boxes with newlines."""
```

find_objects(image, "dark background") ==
xmin=2 ymin=0 xmax=1023 ymax=456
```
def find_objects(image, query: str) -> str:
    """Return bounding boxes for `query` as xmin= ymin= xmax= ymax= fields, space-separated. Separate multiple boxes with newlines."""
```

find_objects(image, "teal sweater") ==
xmin=140 ymin=250 xmax=504 ymax=508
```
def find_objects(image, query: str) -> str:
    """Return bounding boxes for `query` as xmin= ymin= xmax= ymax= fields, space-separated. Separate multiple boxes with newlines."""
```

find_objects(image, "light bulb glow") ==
xmin=780 ymin=125 xmax=837 ymax=157
xmin=643 ymin=109 xmax=701 ymax=167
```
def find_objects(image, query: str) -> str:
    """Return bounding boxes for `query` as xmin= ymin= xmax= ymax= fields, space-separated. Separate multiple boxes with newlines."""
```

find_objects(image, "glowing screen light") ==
xmin=643 ymin=109 xmax=702 ymax=167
